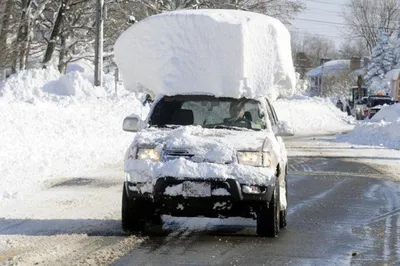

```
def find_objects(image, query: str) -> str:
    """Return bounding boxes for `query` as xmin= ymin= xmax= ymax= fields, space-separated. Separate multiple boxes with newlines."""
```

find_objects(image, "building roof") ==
xmin=306 ymin=60 xmax=350 ymax=77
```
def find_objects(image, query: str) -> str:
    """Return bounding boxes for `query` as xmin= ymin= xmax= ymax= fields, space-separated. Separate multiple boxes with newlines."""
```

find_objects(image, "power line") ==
xmin=295 ymin=18 xmax=399 ymax=30
xmin=291 ymin=30 xmax=343 ymax=39
xmin=306 ymin=0 xmax=349 ymax=6
xmin=307 ymin=7 xmax=343 ymax=14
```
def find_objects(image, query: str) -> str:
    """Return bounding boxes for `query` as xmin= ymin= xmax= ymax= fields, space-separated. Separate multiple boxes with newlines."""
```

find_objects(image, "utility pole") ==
xmin=320 ymin=63 xmax=324 ymax=96
xmin=94 ymin=0 xmax=104 ymax=87
xmin=319 ymin=58 xmax=330 ymax=97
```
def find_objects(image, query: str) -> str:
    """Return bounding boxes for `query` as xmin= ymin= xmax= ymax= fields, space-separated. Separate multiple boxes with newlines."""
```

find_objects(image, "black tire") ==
xmin=280 ymin=210 xmax=287 ymax=229
xmin=280 ymin=171 xmax=288 ymax=229
xmin=121 ymin=185 xmax=148 ymax=233
xmin=257 ymin=181 xmax=280 ymax=237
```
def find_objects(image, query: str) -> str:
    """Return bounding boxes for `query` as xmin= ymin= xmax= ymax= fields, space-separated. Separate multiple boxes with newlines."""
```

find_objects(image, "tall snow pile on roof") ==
xmin=273 ymin=95 xmax=354 ymax=136
xmin=114 ymin=10 xmax=296 ymax=100
xmin=337 ymin=104 xmax=400 ymax=150
xmin=0 ymin=67 xmax=145 ymax=201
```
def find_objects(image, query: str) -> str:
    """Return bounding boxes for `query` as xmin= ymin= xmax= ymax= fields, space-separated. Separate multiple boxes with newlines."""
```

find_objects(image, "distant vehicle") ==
xmin=366 ymin=96 xmax=395 ymax=118
xmin=346 ymin=86 xmax=369 ymax=120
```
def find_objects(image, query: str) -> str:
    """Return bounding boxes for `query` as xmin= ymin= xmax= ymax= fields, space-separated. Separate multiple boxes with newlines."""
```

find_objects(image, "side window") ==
xmin=265 ymin=99 xmax=277 ymax=125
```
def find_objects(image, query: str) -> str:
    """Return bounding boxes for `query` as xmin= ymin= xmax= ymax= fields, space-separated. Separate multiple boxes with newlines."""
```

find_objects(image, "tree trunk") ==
xmin=0 ymin=0 xmax=13 ymax=68
xmin=58 ymin=35 xmax=67 ymax=74
xmin=12 ymin=0 xmax=33 ymax=73
xmin=43 ymin=0 xmax=69 ymax=68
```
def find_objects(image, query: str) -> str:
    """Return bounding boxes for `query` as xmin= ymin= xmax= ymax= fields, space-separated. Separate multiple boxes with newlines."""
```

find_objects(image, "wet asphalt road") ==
xmin=113 ymin=157 xmax=400 ymax=266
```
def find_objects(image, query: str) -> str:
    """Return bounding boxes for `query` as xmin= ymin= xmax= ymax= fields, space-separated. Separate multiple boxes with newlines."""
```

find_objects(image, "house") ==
xmin=306 ymin=57 xmax=366 ymax=96
xmin=385 ymin=69 xmax=400 ymax=102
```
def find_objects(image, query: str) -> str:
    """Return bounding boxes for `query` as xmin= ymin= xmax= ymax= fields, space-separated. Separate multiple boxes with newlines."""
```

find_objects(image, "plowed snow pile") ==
xmin=273 ymin=96 xmax=354 ymax=136
xmin=337 ymin=104 xmax=400 ymax=150
xmin=0 ymin=67 xmax=145 ymax=201
xmin=114 ymin=10 xmax=295 ymax=100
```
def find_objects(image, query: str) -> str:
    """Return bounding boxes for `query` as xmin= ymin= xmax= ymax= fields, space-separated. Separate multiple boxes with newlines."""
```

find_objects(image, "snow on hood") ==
xmin=114 ymin=9 xmax=295 ymax=100
xmin=125 ymin=126 xmax=277 ymax=186
xmin=133 ymin=126 xmax=270 ymax=164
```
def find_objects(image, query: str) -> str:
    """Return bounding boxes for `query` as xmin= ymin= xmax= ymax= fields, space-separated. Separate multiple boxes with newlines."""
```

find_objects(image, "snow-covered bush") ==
xmin=365 ymin=31 xmax=394 ymax=94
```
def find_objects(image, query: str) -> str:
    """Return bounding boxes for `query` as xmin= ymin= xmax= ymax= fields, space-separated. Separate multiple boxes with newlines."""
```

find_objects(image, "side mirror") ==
xmin=123 ymin=115 xmax=145 ymax=132
xmin=275 ymin=121 xmax=294 ymax=137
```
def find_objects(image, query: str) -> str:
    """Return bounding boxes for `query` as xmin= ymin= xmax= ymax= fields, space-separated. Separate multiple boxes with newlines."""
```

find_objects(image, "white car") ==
xmin=121 ymin=94 xmax=294 ymax=237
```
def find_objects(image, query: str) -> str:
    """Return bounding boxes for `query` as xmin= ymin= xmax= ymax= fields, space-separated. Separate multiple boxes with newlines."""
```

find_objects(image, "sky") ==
xmin=290 ymin=0 xmax=350 ymax=47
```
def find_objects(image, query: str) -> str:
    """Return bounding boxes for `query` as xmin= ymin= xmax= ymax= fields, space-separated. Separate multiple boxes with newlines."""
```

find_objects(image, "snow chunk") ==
xmin=114 ymin=10 xmax=296 ymax=100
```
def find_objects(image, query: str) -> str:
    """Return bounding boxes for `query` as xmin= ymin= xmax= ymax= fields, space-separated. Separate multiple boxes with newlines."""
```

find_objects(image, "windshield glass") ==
xmin=149 ymin=96 xmax=266 ymax=130
xmin=370 ymin=99 xmax=393 ymax=107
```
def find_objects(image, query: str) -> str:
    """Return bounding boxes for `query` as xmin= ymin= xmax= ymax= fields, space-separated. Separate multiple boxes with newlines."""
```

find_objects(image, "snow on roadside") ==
xmin=273 ymin=95 xmax=355 ymax=136
xmin=0 ymin=68 xmax=144 ymax=201
xmin=336 ymin=104 xmax=400 ymax=150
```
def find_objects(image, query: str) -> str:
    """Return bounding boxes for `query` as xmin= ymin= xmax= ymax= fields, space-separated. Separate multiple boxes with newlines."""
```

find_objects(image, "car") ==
xmin=121 ymin=95 xmax=294 ymax=237
xmin=366 ymin=96 xmax=395 ymax=118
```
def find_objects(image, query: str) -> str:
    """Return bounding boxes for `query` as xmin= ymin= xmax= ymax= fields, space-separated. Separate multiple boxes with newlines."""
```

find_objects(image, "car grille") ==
xmin=163 ymin=149 xmax=195 ymax=162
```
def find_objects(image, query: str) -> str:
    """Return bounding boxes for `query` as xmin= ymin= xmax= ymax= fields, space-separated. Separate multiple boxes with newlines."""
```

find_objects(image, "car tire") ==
xmin=121 ymin=185 xmax=147 ymax=233
xmin=280 ymin=173 xmax=288 ymax=229
xmin=257 ymin=180 xmax=280 ymax=237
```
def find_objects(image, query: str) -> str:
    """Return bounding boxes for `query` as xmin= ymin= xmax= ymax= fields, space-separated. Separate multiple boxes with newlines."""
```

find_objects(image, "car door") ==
xmin=265 ymin=98 xmax=288 ymax=168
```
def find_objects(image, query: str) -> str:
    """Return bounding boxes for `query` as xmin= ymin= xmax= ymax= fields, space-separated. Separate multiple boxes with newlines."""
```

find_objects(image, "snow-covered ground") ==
xmin=336 ymin=104 xmax=400 ymax=150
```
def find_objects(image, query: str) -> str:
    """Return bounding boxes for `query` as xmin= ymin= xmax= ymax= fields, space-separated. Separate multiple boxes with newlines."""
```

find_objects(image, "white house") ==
xmin=306 ymin=57 xmax=366 ymax=95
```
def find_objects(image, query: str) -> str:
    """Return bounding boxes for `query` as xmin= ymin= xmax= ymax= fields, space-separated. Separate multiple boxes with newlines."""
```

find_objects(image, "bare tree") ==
xmin=322 ymin=70 xmax=355 ymax=97
xmin=291 ymin=32 xmax=337 ymax=67
xmin=343 ymin=0 xmax=400 ymax=52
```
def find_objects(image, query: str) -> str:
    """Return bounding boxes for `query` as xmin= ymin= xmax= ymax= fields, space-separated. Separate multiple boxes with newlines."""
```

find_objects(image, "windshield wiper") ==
xmin=202 ymin=124 xmax=248 ymax=131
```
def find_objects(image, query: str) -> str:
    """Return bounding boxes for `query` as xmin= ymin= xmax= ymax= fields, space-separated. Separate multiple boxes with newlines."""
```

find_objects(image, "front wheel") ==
xmin=121 ymin=185 xmax=160 ymax=233
xmin=256 ymin=181 xmax=280 ymax=237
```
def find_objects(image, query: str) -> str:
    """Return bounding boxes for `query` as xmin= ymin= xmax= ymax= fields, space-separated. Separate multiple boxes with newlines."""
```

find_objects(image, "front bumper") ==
xmin=124 ymin=177 xmax=275 ymax=218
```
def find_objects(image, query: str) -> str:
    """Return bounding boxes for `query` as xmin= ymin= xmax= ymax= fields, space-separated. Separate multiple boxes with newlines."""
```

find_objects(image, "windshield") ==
xmin=149 ymin=96 xmax=266 ymax=130
xmin=370 ymin=99 xmax=394 ymax=107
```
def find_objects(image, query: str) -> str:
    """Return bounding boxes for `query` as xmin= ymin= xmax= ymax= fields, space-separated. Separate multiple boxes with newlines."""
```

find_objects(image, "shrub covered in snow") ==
xmin=365 ymin=31 xmax=394 ymax=94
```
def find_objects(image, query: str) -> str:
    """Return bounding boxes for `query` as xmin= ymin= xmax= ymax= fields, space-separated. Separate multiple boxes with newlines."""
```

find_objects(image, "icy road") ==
xmin=1 ymin=136 xmax=400 ymax=265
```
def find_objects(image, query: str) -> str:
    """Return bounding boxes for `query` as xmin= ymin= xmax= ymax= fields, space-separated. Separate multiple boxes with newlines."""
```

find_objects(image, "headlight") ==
xmin=237 ymin=152 xmax=262 ymax=166
xmin=137 ymin=148 xmax=160 ymax=161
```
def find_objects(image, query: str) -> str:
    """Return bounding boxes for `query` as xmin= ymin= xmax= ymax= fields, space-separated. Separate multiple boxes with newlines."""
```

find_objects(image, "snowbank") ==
xmin=273 ymin=95 xmax=355 ymax=136
xmin=370 ymin=103 xmax=400 ymax=122
xmin=337 ymin=104 xmax=400 ymax=150
xmin=0 ymin=68 xmax=144 ymax=201
xmin=0 ymin=67 xmax=120 ymax=103
xmin=114 ymin=10 xmax=295 ymax=100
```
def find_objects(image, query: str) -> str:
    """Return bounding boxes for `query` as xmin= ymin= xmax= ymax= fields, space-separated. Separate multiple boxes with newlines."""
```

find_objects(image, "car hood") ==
xmin=132 ymin=126 xmax=272 ymax=164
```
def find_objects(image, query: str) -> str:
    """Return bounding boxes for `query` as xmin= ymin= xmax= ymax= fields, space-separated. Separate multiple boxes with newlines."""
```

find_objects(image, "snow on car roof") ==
xmin=114 ymin=9 xmax=296 ymax=100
